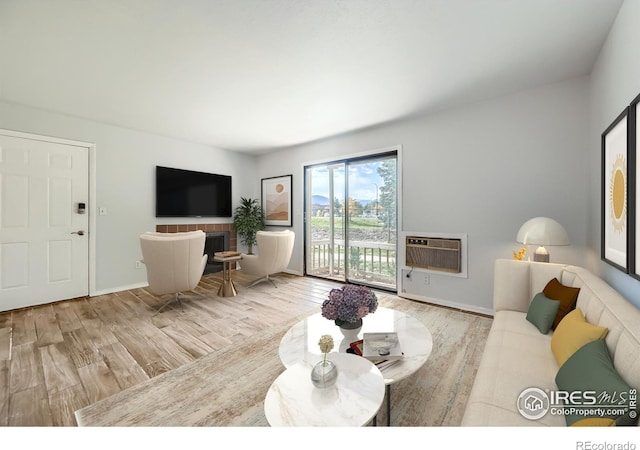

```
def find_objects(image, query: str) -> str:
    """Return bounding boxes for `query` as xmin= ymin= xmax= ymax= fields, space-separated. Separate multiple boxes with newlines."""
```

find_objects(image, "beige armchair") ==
xmin=239 ymin=230 xmax=295 ymax=287
xmin=139 ymin=230 xmax=208 ymax=313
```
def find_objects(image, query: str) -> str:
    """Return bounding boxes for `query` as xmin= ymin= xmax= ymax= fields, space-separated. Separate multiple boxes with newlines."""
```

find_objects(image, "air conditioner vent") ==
xmin=405 ymin=236 xmax=461 ymax=273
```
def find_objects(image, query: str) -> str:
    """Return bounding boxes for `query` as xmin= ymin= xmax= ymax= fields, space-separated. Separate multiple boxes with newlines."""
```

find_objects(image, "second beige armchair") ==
xmin=239 ymin=230 xmax=295 ymax=287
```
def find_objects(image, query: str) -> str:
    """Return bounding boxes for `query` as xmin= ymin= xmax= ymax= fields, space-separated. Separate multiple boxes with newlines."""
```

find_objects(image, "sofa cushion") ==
xmin=526 ymin=293 xmax=560 ymax=334
xmin=551 ymin=308 xmax=608 ymax=367
xmin=543 ymin=277 xmax=580 ymax=329
xmin=493 ymin=260 xmax=566 ymax=314
xmin=555 ymin=339 xmax=638 ymax=426
xmin=461 ymin=310 xmax=565 ymax=426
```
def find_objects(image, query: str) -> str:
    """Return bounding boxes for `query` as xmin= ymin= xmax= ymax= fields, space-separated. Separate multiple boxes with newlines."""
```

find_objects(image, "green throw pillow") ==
xmin=555 ymin=339 xmax=638 ymax=426
xmin=526 ymin=293 xmax=560 ymax=334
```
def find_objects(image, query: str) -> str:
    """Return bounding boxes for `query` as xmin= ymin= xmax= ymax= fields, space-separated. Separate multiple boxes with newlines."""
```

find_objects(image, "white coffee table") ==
xmin=278 ymin=307 xmax=433 ymax=425
xmin=264 ymin=352 xmax=385 ymax=426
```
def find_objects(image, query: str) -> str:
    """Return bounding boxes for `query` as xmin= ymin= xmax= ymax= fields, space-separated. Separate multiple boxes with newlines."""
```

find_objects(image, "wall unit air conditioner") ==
xmin=405 ymin=236 xmax=462 ymax=273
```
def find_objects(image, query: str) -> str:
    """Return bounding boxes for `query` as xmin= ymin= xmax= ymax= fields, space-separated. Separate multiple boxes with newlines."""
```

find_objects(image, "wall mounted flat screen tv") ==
xmin=156 ymin=166 xmax=232 ymax=217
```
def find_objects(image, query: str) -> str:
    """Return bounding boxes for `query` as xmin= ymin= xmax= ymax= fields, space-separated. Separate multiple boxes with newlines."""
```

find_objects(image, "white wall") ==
xmin=9 ymin=4 xmax=638 ymax=311
xmin=0 ymin=101 xmax=258 ymax=295
xmin=258 ymin=77 xmax=590 ymax=313
xmin=589 ymin=0 xmax=640 ymax=308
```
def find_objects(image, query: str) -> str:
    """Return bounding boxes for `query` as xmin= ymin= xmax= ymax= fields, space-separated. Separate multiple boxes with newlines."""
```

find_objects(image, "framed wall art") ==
xmin=601 ymin=107 xmax=629 ymax=273
xmin=629 ymin=93 xmax=639 ymax=279
xmin=262 ymin=174 xmax=292 ymax=227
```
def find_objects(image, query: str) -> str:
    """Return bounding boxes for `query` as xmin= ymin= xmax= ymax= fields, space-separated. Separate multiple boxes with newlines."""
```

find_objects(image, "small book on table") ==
xmin=349 ymin=332 xmax=404 ymax=366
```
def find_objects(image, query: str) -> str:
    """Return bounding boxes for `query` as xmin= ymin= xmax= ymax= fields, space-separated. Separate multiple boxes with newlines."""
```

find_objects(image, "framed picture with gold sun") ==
xmin=601 ymin=107 xmax=629 ymax=273
xmin=262 ymin=174 xmax=293 ymax=226
xmin=629 ymin=93 xmax=640 ymax=279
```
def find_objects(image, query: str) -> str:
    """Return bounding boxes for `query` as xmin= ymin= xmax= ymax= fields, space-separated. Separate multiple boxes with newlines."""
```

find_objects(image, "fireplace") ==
xmin=204 ymin=231 xmax=230 ymax=274
xmin=154 ymin=224 xmax=237 ymax=274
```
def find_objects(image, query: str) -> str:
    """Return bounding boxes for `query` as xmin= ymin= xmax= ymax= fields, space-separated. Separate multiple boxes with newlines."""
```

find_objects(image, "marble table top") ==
xmin=279 ymin=307 xmax=433 ymax=385
xmin=264 ymin=352 xmax=385 ymax=426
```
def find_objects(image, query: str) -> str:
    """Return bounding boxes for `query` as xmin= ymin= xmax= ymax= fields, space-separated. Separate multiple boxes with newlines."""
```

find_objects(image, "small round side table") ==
xmin=264 ymin=352 xmax=385 ymax=426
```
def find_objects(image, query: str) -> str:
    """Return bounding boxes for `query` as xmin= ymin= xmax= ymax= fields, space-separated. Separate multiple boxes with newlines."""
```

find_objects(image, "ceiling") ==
xmin=0 ymin=0 xmax=624 ymax=154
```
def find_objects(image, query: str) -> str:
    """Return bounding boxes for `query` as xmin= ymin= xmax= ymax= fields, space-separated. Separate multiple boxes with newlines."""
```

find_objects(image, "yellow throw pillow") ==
xmin=571 ymin=417 xmax=616 ymax=427
xmin=551 ymin=308 xmax=608 ymax=367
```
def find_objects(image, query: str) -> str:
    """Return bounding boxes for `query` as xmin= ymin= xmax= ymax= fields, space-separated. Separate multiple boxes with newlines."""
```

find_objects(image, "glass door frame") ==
xmin=303 ymin=147 xmax=401 ymax=292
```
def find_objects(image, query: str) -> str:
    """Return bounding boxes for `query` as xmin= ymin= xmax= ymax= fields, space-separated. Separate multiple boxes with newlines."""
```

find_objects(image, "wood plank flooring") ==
xmin=1 ymin=271 xmax=493 ymax=427
xmin=0 ymin=271 xmax=337 ymax=426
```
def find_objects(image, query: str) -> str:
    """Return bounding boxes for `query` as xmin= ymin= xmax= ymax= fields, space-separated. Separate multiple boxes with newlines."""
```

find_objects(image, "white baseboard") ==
xmin=92 ymin=270 xmax=303 ymax=297
xmin=283 ymin=269 xmax=303 ymax=276
xmin=91 ymin=274 xmax=492 ymax=318
xmin=91 ymin=282 xmax=149 ymax=297
xmin=398 ymin=291 xmax=494 ymax=317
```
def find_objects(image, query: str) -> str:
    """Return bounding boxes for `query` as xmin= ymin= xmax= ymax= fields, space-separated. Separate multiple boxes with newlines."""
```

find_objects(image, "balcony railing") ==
xmin=307 ymin=239 xmax=396 ymax=287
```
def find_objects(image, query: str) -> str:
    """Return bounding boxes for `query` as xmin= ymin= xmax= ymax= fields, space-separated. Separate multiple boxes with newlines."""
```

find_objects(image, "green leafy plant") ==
xmin=232 ymin=197 xmax=265 ymax=254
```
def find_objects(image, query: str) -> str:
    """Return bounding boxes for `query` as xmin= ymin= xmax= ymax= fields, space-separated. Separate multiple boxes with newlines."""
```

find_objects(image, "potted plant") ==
xmin=232 ymin=197 xmax=265 ymax=254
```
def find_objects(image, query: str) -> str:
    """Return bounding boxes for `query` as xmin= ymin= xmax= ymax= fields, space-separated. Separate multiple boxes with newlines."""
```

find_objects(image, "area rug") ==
xmin=75 ymin=296 xmax=492 ymax=426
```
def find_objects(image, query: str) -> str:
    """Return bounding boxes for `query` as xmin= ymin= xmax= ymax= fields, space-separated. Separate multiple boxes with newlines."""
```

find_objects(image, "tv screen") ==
xmin=155 ymin=166 xmax=232 ymax=217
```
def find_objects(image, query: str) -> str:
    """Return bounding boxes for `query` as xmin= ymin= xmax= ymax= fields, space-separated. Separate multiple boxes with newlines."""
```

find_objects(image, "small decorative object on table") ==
xmin=362 ymin=332 xmax=404 ymax=361
xmin=320 ymin=285 xmax=378 ymax=330
xmin=311 ymin=335 xmax=337 ymax=388
xmin=512 ymin=246 xmax=526 ymax=261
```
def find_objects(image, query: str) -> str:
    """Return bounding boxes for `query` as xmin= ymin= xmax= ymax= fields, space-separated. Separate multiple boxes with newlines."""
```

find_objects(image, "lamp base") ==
xmin=533 ymin=246 xmax=549 ymax=263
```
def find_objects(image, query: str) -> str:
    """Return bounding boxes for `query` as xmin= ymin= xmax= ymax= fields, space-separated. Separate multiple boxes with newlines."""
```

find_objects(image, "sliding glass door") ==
xmin=305 ymin=152 xmax=397 ymax=290
xmin=305 ymin=162 xmax=346 ymax=282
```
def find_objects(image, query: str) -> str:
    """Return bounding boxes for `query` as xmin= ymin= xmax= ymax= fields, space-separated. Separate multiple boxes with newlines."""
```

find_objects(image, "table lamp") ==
xmin=516 ymin=217 xmax=569 ymax=262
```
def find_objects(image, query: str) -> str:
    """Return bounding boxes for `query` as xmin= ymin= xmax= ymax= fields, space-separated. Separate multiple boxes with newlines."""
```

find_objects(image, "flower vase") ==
xmin=310 ymin=359 xmax=338 ymax=388
xmin=338 ymin=319 xmax=362 ymax=330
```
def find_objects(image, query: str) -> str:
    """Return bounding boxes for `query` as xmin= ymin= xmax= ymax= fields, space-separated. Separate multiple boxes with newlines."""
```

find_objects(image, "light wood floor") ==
xmin=0 ymin=271 xmax=343 ymax=426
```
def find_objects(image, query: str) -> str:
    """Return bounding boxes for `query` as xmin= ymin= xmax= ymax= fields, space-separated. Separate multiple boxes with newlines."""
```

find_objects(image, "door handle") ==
xmin=71 ymin=230 xmax=85 ymax=236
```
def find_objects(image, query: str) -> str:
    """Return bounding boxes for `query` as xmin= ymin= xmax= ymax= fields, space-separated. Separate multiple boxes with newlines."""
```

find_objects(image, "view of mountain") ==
xmin=312 ymin=195 xmax=329 ymax=205
xmin=311 ymin=195 xmax=372 ymax=206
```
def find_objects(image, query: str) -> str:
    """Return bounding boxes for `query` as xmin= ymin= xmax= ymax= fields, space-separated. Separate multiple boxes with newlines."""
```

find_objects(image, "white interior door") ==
xmin=0 ymin=134 xmax=89 ymax=311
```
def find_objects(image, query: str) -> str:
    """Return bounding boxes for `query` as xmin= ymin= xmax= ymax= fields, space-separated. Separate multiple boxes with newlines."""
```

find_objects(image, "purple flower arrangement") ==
xmin=321 ymin=285 xmax=378 ymax=327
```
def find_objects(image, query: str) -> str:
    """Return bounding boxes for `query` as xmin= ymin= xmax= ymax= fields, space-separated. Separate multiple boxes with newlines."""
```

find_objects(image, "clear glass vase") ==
xmin=310 ymin=359 xmax=338 ymax=388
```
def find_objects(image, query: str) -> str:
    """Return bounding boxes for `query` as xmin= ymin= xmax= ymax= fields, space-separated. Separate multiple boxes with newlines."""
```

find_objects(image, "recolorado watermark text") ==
xmin=576 ymin=442 xmax=636 ymax=450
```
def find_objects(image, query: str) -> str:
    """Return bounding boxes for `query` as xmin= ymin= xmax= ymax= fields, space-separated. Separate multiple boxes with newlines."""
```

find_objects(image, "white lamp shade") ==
xmin=516 ymin=217 xmax=569 ymax=246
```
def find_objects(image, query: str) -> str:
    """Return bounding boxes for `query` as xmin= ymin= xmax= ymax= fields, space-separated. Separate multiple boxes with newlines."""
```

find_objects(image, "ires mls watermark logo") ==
xmin=517 ymin=388 xmax=551 ymax=420
xmin=517 ymin=387 xmax=637 ymax=421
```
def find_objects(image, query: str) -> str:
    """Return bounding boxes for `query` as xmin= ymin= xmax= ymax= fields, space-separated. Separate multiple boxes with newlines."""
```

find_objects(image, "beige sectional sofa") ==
xmin=462 ymin=259 xmax=640 ymax=426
